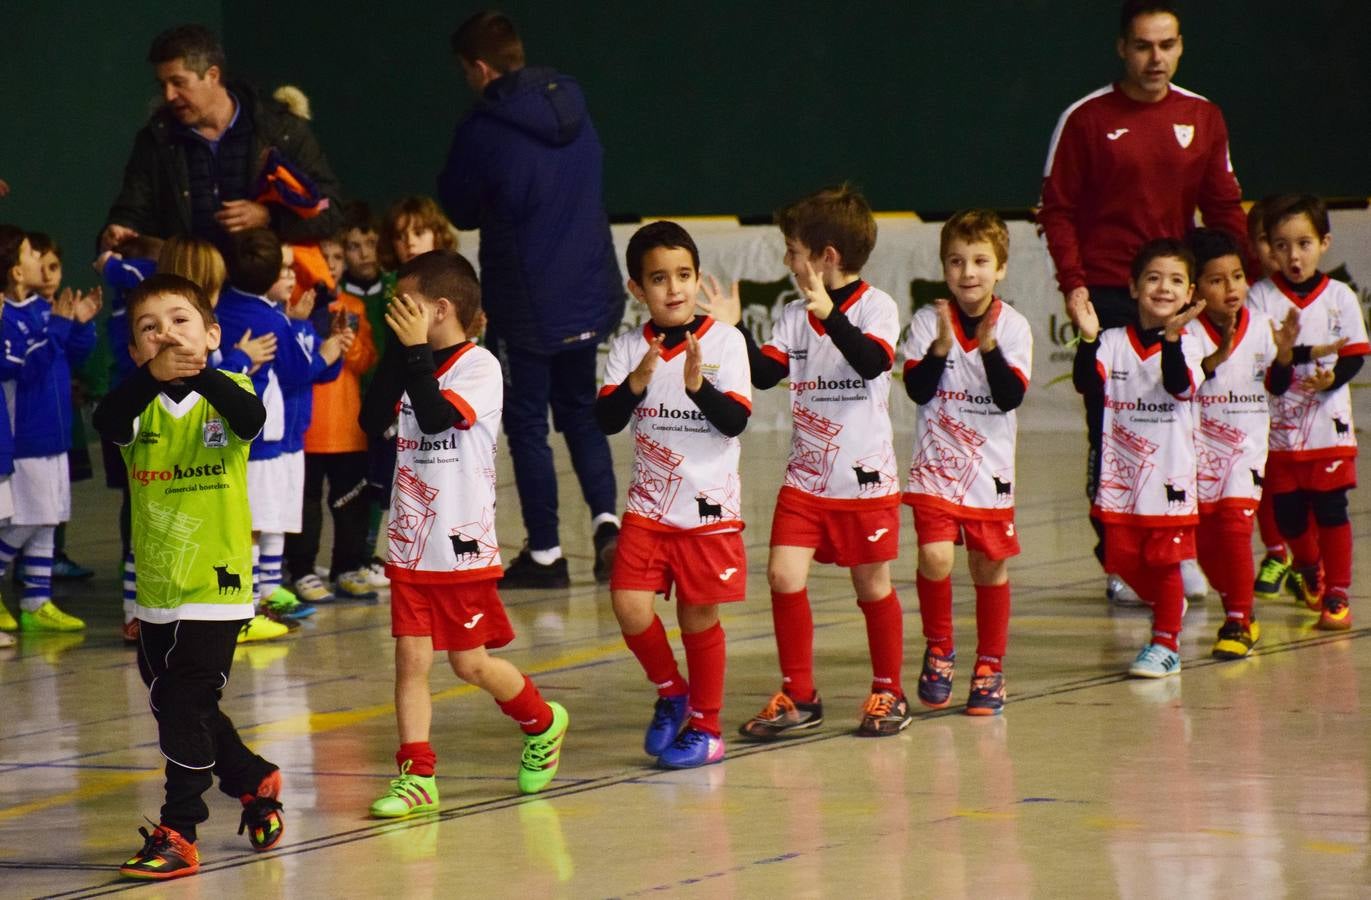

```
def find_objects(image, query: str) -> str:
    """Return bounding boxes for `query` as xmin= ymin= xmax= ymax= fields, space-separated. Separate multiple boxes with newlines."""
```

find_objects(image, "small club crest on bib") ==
xmin=1173 ymin=123 xmax=1195 ymax=148
xmin=203 ymin=418 xmax=227 ymax=448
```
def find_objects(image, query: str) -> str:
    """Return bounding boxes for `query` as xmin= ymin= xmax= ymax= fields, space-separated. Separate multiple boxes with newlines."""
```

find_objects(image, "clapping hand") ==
xmin=698 ymin=273 xmax=741 ymax=325
xmin=796 ymin=258 xmax=833 ymax=319
xmin=975 ymin=298 xmax=1002 ymax=352
xmin=53 ymin=287 xmax=103 ymax=324
xmin=929 ymin=299 xmax=955 ymax=356
xmin=627 ymin=334 xmax=665 ymax=395
xmin=1163 ymin=299 xmax=1204 ymax=342
xmin=683 ymin=331 xmax=704 ymax=392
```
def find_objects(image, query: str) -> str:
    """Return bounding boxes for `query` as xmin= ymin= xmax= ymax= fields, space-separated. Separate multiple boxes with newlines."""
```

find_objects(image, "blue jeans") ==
xmin=491 ymin=334 xmax=618 ymax=551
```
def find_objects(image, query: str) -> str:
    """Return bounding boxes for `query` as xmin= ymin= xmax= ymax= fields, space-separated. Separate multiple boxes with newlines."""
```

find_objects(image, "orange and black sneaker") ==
xmin=1289 ymin=565 xmax=1324 ymax=612
xmin=1317 ymin=591 xmax=1352 ymax=631
xmin=857 ymin=690 xmax=914 ymax=736
xmin=119 ymin=824 xmax=199 ymax=880
xmin=738 ymin=691 xmax=824 ymax=741
xmin=238 ymin=769 xmax=285 ymax=851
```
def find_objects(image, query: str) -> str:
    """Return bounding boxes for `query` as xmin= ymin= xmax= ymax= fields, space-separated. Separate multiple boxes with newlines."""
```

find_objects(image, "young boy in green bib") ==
xmin=93 ymin=273 xmax=284 ymax=881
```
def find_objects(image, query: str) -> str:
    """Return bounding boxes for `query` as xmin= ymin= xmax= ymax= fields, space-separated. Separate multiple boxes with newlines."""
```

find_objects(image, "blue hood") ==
xmin=480 ymin=67 xmax=587 ymax=147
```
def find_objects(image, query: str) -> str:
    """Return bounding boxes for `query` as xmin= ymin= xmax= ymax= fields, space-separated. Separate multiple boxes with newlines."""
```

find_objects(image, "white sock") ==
xmin=530 ymin=546 xmax=563 ymax=566
xmin=592 ymin=513 xmax=621 ymax=530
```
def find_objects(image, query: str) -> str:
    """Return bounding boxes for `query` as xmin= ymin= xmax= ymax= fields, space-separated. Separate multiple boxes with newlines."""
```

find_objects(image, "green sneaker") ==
xmin=517 ymin=701 xmax=569 ymax=794
xmin=264 ymin=586 xmax=315 ymax=621
xmin=369 ymin=761 xmax=439 ymax=818
xmin=1252 ymin=551 xmax=1291 ymax=602
xmin=20 ymin=601 xmax=86 ymax=632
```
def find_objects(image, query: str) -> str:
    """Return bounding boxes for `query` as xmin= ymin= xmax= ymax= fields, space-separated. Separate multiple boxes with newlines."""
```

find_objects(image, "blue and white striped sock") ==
xmin=259 ymin=532 xmax=285 ymax=600
xmin=123 ymin=552 xmax=138 ymax=622
xmin=19 ymin=527 xmax=56 ymax=613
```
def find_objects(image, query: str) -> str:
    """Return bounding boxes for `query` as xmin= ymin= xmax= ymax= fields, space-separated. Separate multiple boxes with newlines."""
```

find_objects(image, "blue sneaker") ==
xmin=657 ymin=727 xmax=724 ymax=769
xmin=916 ymin=646 xmax=955 ymax=708
xmin=644 ymin=695 xmax=690 ymax=756
xmin=1128 ymin=643 xmax=1181 ymax=679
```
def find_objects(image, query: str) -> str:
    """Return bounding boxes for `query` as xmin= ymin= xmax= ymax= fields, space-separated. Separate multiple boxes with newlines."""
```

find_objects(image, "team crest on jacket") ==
xmin=1173 ymin=123 xmax=1194 ymax=148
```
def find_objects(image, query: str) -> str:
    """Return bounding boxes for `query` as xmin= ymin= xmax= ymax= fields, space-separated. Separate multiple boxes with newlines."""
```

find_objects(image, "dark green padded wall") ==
xmin=223 ymin=0 xmax=1368 ymax=217
xmin=2 ymin=1 xmax=222 ymax=274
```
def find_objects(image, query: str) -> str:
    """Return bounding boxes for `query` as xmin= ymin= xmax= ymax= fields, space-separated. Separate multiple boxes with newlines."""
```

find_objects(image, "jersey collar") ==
xmin=1199 ymin=305 xmax=1249 ymax=348
xmin=1272 ymin=272 xmax=1329 ymax=309
xmin=433 ymin=341 xmax=476 ymax=378
xmin=643 ymin=316 xmax=715 ymax=362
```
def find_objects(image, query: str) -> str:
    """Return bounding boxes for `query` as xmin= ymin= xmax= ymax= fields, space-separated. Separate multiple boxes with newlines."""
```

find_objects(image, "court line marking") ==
xmin=20 ymin=625 xmax=1368 ymax=898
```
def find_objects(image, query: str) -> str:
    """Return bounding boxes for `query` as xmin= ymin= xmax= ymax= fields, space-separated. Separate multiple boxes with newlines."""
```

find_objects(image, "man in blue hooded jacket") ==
xmin=438 ymin=11 xmax=624 ymax=588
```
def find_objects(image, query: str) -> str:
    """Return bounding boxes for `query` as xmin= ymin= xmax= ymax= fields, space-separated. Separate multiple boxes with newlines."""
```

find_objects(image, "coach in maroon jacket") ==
xmin=1038 ymin=0 xmax=1250 ymax=587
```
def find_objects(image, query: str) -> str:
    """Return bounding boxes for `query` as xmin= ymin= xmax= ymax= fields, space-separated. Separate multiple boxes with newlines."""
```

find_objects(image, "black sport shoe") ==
xmin=592 ymin=522 xmax=619 ymax=583
xmin=857 ymin=691 xmax=914 ymax=736
xmin=738 ymin=691 xmax=824 ymax=741
xmin=501 ymin=549 xmax=571 ymax=589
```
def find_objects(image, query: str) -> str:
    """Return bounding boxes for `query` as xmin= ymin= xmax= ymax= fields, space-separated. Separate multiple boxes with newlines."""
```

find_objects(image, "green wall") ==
xmin=4 ymin=0 xmax=1367 ymax=280
xmin=1 ymin=1 xmax=221 ymax=280
xmin=224 ymin=0 xmax=1369 ymax=218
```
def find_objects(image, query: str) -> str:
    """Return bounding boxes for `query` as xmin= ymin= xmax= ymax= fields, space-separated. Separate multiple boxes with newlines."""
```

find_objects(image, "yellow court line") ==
xmin=0 ymin=635 xmax=640 ymax=823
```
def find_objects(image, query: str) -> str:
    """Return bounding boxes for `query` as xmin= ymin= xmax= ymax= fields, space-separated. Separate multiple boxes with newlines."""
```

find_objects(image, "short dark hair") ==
xmin=625 ymin=221 xmax=700 ymax=285
xmin=225 ymin=229 xmax=283 ymax=296
xmin=1120 ymin=1 xmax=1180 ymax=37
xmin=396 ymin=250 xmax=482 ymax=332
xmin=1263 ymin=193 xmax=1330 ymax=240
xmin=126 ymin=273 xmax=217 ymax=337
xmin=147 ymin=24 xmax=226 ymax=77
xmin=450 ymin=11 xmax=525 ymax=72
xmin=1130 ymin=237 xmax=1195 ymax=284
xmin=340 ymin=200 xmax=380 ymax=237
xmin=0 ymin=224 xmax=27 ymax=277
xmin=1185 ymin=228 xmax=1243 ymax=275
xmin=26 ymin=232 xmax=59 ymax=260
xmin=776 ymin=185 xmax=877 ymax=273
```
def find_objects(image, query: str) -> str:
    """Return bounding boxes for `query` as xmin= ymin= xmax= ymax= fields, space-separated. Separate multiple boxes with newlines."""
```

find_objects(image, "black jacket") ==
xmin=102 ymin=82 xmax=343 ymax=246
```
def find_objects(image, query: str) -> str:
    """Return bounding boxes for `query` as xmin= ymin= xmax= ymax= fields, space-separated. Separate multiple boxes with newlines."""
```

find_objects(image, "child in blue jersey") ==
xmin=279 ymin=254 xmax=353 ymax=603
xmin=0 ymin=224 xmax=101 ymax=632
xmin=215 ymin=230 xmax=316 ymax=634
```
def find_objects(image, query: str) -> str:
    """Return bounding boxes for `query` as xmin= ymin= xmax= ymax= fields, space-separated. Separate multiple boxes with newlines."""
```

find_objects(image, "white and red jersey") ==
xmin=602 ymin=318 xmax=752 ymax=533
xmin=900 ymin=300 xmax=1033 ymax=520
xmin=761 ymin=282 xmax=900 ymax=506
xmin=1091 ymin=326 xmax=1204 ymax=525
xmin=1248 ymin=274 xmax=1369 ymax=462
xmin=1039 ymin=83 xmax=1248 ymax=293
xmin=386 ymin=343 xmax=503 ymax=583
xmin=1188 ymin=307 xmax=1278 ymax=512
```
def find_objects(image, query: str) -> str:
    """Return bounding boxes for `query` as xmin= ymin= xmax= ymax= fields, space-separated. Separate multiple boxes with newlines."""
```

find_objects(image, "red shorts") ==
xmin=1104 ymin=523 xmax=1196 ymax=571
xmin=769 ymin=489 xmax=899 ymax=566
xmin=911 ymin=504 xmax=1020 ymax=561
xmin=1265 ymin=455 xmax=1357 ymax=494
xmin=610 ymin=521 xmax=747 ymax=605
xmin=391 ymin=578 xmax=515 ymax=652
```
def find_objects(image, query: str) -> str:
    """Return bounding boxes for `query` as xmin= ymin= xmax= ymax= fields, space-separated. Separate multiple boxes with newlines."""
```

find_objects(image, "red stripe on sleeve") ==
xmin=598 ymin=383 xmax=619 ymax=398
xmin=1010 ymin=366 xmax=1029 ymax=389
xmin=441 ymin=389 xmax=477 ymax=430
xmin=725 ymin=391 xmax=752 ymax=413
xmin=865 ymin=333 xmax=895 ymax=363
xmin=760 ymin=344 xmax=789 ymax=369
xmin=1339 ymin=342 xmax=1370 ymax=357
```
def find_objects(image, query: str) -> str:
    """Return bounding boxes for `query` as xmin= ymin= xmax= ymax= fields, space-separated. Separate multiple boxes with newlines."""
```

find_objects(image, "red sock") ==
xmin=916 ymin=571 xmax=953 ymax=651
xmin=1140 ymin=565 xmax=1184 ymax=651
xmin=496 ymin=675 xmax=553 ymax=735
xmin=1282 ymin=503 xmax=1320 ymax=568
xmin=1318 ymin=522 xmax=1353 ymax=593
xmin=771 ymin=589 xmax=815 ymax=701
xmin=1198 ymin=511 xmax=1254 ymax=623
xmin=623 ymin=616 xmax=687 ymax=697
xmin=973 ymin=582 xmax=1011 ymax=669
xmin=397 ymin=741 xmax=436 ymax=776
xmin=681 ymin=622 xmax=726 ymax=736
xmin=858 ymin=590 xmax=903 ymax=695
xmin=1256 ymin=492 xmax=1285 ymax=556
